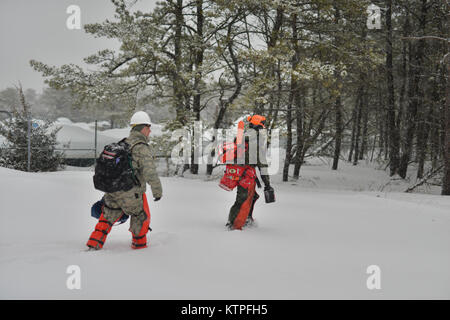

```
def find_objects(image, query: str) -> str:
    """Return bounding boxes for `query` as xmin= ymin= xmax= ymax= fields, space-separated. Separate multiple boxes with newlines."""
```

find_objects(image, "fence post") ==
xmin=94 ymin=120 xmax=98 ymax=163
xmin=27 ymin=113 xmax=31 ymax=172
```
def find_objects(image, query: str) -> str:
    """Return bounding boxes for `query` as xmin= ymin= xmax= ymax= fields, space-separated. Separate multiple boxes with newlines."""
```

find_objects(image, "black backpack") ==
xmin=93 ymin=139 xmax=142 ymax=193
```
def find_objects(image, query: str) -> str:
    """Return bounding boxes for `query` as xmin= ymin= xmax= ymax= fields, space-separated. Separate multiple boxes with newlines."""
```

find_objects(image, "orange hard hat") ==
xmin=247 ymin=115 xmax=266 ymax=129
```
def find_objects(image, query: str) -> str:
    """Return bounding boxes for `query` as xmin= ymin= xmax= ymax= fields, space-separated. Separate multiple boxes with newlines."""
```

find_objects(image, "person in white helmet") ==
xmin=87 ymin=111 xmax=162 ymax=250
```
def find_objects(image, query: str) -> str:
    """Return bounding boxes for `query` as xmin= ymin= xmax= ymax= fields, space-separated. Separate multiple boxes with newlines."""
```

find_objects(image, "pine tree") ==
xmin=0 ymin=86 xmax=64 ymax=172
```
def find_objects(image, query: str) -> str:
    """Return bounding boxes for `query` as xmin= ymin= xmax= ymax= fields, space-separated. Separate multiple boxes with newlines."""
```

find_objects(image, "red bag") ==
xmin=219 ymin=164 xmax=243 ymax=191
xmin=219 ymin=165 xmax=256 ymax=191
xmin=218 ymin=122 xmax=254 ymax=191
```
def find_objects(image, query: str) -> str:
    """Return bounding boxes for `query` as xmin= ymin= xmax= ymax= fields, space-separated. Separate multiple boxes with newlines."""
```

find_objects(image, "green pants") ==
xmin=103 ymin=190 xmax=148 ymax=236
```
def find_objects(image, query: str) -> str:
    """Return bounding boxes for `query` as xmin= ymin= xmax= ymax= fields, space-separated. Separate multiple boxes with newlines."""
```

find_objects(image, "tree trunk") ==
xmin=377 ymin=89 xmax=385 ymax=160
xmin=348 ymin=102 xmax=357 ymax=162
xmin=173 ymin=0 xmax=185 ymax=125
xmin=331 ymin=2 xmax=342 ymax=171
xmin=293 ymin=88 xmax=304 ymax=178
xmin=399 ymin=0 xmax=427 ymax=179
xmin=398 ymin=41 xmax=417 ymax=179
xmin=386 ymin=0 xmax=400 ymax=176
xmin=358 ymin=30 xmax=368 ymax=161
xmin=397 ymin=7 xmax=409 ymax=139
xmin=353 ymin=87 xmax=363 ymax=165
xmin=189 ymin=0 xmax=204 ymax=175
xmin=431 ymin=68 xmax=442 ymax=170
xmin=291 ymin=13 xmax=303 ymax=179
xmin=206 ymin=18 xmax=241 ymax=176
xmin=283 ymin=91 xmax=293 ymax=182
xmin=442 ymin=55 xmax=450 ymax=195
xmin=359 ymin=92 xmax=369 ymax=160
xmin=283 ymin=12 xmax=296 ymax=182
xmin=416 ymin=108 xmax=431 ymax=179
xmin=332 ymin=95 xmax=342 ymax=170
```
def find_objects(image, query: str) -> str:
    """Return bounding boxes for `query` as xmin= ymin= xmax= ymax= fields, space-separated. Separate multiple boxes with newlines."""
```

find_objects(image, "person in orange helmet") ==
xmin=221 ymin=115 xmax=274 ymax=230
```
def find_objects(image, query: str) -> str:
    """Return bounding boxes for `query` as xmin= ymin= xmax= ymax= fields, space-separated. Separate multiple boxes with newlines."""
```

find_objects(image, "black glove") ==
xmin=154 ymin=197 xmax=161 ymax=202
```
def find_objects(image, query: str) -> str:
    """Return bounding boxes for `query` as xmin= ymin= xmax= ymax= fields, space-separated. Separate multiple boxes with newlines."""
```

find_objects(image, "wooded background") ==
xmin=2 ymin=0 xmax=447 ymax=194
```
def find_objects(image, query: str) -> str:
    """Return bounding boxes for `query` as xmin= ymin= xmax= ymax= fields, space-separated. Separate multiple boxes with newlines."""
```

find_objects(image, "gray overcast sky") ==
xmin=0 ymin=0 xmax=157 ymax=93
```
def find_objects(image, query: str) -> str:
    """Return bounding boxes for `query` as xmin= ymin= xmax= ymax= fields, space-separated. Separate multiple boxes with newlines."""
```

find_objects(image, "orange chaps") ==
xmin=86 ymin=194 xmax=151 ymax=250
xmin=86 ymin=213 xmax=118 ymax=250
xmin=131 ymin=194 xmax=151 ymax=249
xmin=231 ymin=182 xmax=258 ymax=230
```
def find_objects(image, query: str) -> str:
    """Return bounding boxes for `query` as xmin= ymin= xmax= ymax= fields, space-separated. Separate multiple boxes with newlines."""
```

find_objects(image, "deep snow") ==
xmin=0 ymin=160 xmax=449 ymax=299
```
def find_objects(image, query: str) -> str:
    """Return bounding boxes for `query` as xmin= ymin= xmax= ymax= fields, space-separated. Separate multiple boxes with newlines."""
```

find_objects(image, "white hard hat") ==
xmin=130 ymin=111 xmax=152 ymax=126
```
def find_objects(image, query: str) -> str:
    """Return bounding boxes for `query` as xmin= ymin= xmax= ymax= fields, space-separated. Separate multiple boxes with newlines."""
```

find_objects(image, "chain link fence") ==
xmin=0 ymin=118 xmax=102 ymax=169
xmin=0 ymin=117 xmax=170 ymax=170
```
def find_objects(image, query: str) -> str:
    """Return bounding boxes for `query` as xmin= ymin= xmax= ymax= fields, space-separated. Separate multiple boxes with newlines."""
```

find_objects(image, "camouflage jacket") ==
xmin=125 ymin=130 xmax=163 ymax=198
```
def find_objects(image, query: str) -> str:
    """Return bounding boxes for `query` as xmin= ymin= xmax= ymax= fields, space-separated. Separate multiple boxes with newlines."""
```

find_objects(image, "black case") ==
xmin=264 ymin=188 xmax=275 ymax=203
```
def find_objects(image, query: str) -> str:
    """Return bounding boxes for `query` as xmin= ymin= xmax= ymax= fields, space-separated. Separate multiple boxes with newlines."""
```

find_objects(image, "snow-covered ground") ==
xmin=0 ymin=160 xmax=449 ymax=299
